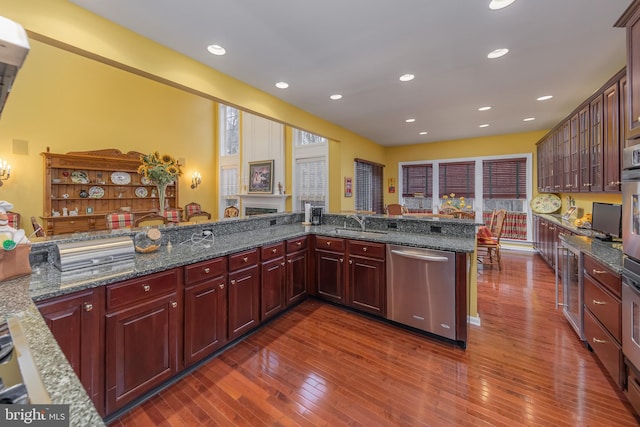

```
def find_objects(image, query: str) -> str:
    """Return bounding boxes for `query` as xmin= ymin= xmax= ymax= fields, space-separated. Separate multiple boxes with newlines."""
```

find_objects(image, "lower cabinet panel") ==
xmin=584 ymin=308 xmax=622 ymax=387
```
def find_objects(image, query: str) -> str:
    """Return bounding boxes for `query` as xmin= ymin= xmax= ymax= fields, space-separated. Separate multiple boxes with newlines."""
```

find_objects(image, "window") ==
xmin=355 ymin=159 xmax=384 ymax=213
xmin=292 ymin=129 xmax=328 ymax=211
xmin=439 ymin=161 xmax=475 ymax=198
xmin=295 ymin=157 xmax=326 ymax=210
xmin=219 ymin=104 xmax=239 ymax=156
xmin=221 ymin=166 xmax=239 ymax=208
xmin=294 ymin=129 xmax=328 ymax=146
xmin=402 ymin=164 xmax=433 ymax=197
xmin=483 ymin=158 xmax=526 ymax=199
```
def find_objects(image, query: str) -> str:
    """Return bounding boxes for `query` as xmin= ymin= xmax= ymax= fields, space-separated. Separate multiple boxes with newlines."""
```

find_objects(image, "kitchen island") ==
xmin=1 ymin=213 xmax=476 ymax=424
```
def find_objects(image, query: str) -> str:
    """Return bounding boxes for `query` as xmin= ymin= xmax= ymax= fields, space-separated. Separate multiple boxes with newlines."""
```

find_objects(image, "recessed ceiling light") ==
xmin=330 ymin=94 xmax=343 ymax=100
xmin=275 ymin=82 xmax=289 ymax=89
xmin=206 ymin=44 xmax=226 ymax=56
xmin=487 ymin=48 xmax=509 ymax=59
xmin=405 ymin=118 xmax=416 ymax=123
xmin=478 ymin=106 xmax=492 ymax=111
xmin=419 ymin=131 xmax=428 ymax=135
xmin=399 ymin=74 xmax=415 ymax=82
xmin=489 ymin=0 xmax=516 ymax=10
xmin=479 ymin=124 xmax=490 ymax=128
xmin=537 ymin=95 xmax=553 ymax=101
xmin=523 ymin=117 xmax=536 ymax=122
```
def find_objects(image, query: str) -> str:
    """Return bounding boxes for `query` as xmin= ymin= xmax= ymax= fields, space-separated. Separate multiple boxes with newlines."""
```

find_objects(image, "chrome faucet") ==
xmin=350 ymin=214 xmax=366 ymax=232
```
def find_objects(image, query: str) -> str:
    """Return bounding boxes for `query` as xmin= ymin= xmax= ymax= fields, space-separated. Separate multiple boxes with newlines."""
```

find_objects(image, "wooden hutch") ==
xmin=41 ymin=149 xmax=179 ymax=236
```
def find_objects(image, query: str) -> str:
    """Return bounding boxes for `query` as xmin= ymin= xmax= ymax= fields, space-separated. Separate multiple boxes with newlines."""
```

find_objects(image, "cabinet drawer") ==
xmin=52 ymin=218 xmax=95 ymax=234
xmin=584 ymin=254 xmax=621 ymax=297
xmin=626 ymin=363 xmax=640 ymax=417
xmin=261 ymin=242 xmax=285 ymax=261
xmin=229 ymin=248 xmax=259 ymax=271
xmin=316 ymin=236 xmax=345 ymax=252
xmin=286 ymin=236 xmax=308 ymax=253
xmin=107 ymin=269 xmax=179 ymax=311
xmin=584 ymin=309 xmax=622 ymax=386
xmin=347 ymin=240 xmax=385 ymax=259
xmin=584 ymin=274 xmax=621 ymax=342
xmin=184 ymin=257 xmax=226 ymax=286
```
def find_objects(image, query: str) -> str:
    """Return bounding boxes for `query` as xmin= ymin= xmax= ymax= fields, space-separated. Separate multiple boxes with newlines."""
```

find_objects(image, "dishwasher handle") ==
xmin=390 ymin=249 xmax=449 ymax=262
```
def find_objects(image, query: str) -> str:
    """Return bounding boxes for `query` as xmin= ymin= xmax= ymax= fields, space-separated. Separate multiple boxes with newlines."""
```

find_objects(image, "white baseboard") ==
xmin=468 ymin=314 xmax=481 ymax=326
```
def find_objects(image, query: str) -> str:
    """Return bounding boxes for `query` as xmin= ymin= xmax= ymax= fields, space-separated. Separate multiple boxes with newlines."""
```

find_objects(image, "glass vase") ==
xmin=156 ymin=183 xmax=168 ymax=215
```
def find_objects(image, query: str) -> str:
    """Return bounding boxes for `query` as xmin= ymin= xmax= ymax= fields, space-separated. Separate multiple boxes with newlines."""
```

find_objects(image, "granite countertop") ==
xmin=1 ymin=221 xmax=476 ymax=425
xmin=560 ymin=234 xmax=624 ymax=274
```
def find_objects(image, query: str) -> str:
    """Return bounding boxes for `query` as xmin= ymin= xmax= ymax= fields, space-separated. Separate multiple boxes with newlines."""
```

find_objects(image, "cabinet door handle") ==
xmin=592 ymin=299 xmax=606 ymax=305
xmin=340 ymin=258 xmax=343 ymax=263
xmin=272 ymin=248 xmax=277 ymax=253
xmin=326 ymin=241 xmax=331 ymax=246
xmin=242 ymin=257 xmax=248 ymax=263
xmin=349 ymin=259 xmax=353 ymax=264
xmin=281 ymin=262 xmax=285 ymax=266
xmin=203 ymin=267 xmax=210 ymax=274
xmin=592 ymin=269 xmax=606 ymax=275
xmin=592 ymin=337 xmax=606 ymax=344
xmin=84 ymin=303 xmax=93 ymax=312
xmin=362 ymin=247 xmax=368 ymax=252
xmin=231 ymin=279 xmax=236 ymax=285
xmin=288 ymin=259 xmax=292 ymax=263
xmin=296 ymin=241 xmax=302 ymax=246
xmin=143 ymin=284 xmax=151 ymax=292
xmin=219 ymin=283 xmax=225 ymax=290
xmin=171 ymin=301 xmax=178 ymax=308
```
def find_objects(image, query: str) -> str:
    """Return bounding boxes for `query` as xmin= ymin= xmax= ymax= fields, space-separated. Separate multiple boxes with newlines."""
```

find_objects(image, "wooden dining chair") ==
xmin=477 ymin=209 xmax=507 ymax=270
xmin=105 ymin=211 xmax=134 ymax=229
xmin=184 ymin=202 xmax=202 ymax=221
xmin=385 ymin=204 xmax=407 ymax=215
xmin=134 ymin=213 xmax=167 ymax=227
xmin=187 ymin=211 xmax=212 ymax=223
xmin=30 ymin=216 xmax=46 ymax=237
xmin=224 ymin=205 xmax=240 ymax=218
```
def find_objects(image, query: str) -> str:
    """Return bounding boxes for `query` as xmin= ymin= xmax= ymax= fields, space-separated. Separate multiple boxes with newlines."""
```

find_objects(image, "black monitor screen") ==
xmin=591 ymin=202 xmax=622 ymax=240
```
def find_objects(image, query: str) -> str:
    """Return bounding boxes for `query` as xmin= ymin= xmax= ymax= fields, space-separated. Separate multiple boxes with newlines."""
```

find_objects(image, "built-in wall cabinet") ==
xmin=537 ymin=69 xmax=626 ymax=194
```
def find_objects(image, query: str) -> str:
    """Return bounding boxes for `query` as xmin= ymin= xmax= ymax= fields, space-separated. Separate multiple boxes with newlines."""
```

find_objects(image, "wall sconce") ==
xmin=0 ymin=159 xmax=10 ymax=187
xmin=191 ymin=171 xmax=201 ymax=189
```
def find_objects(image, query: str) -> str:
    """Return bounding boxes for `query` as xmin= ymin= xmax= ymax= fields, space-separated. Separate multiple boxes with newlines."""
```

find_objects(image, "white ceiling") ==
xmin=70 ymin=0 xmax=630 ymax=146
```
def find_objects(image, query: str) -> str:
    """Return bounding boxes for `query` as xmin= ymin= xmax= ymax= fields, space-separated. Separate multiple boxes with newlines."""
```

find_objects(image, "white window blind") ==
xmin=296 ymin=157 xmax=326 ymax=209
xmin=221 ymin=166 xmax=238 ymax=198
xmin=294 ymin=129 xmax=328 ymax=146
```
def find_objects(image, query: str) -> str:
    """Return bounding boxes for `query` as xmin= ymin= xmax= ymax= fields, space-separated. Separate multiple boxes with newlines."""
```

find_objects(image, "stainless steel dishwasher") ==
xmin=386 ymin=244 xmax=456 ymax=339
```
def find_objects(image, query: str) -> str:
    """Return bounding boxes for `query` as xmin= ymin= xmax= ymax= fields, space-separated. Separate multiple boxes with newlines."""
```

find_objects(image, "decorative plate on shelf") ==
xmin=88 ymin=186 xmax=104 ymax=199
xmin=110 ymin=172 xmax=131 ymax=185
xmin=141 ymin=176 xmax=153 ymax=185
xmin=70 ymin=170 xmax=90 ymax=184
xmin=134 ymin=187 xmax=148 ymax=198
xmin=530 ymin=194 xmax=562 ymax=214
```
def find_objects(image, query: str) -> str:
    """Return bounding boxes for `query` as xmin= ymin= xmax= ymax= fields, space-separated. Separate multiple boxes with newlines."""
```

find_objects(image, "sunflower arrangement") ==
xmin=137 ymin=152 xmax=182 ymax=186
xmin=442 ymin=193 xmax=472 ymax=210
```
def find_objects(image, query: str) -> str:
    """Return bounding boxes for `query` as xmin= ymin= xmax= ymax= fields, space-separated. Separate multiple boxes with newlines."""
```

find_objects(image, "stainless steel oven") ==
xmin=623 ymin=257 xmax=640 ymax=370
xmin=622 ymin=143 xmax=640 ymax=263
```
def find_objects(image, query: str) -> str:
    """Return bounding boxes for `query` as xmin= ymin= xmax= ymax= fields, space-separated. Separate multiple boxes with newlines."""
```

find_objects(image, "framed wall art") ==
xmin=248 ymin=160 xmax=274 ymax=194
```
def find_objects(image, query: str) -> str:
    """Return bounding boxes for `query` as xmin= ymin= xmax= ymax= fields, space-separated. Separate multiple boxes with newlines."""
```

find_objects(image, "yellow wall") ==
xmin=0 ymin=0 xmax=384 ymax=221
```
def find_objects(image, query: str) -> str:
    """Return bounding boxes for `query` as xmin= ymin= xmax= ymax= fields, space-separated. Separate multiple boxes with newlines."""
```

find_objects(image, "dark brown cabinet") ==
xmin=184 ymin=257 xmax=227 ymax=367
xmin=583 ymin=254 xmax=623 ymax=387
xmin=315 ymin=236 xmax=346 ymax=304
xmin=37 ymin=287 xmax=105 ymax=416
xmin=536 ymin=69 xmax=625 ymax=194
xmin=261 ymin=242 xmax=286 ymax=321
xmin=228 ymin=248 xmax=260 ymax=340
xmin=617 ymin=2 xmax=640 ymax=139
xmin=604 ymin=81 xmax=621 ymax=192
xmin=286 ymin=236 xmax=309 ymax=306
xmin=346 ymin=240 xmax=385 ymax=316
xmin=105 ymin=269 xmax=181 ymax=414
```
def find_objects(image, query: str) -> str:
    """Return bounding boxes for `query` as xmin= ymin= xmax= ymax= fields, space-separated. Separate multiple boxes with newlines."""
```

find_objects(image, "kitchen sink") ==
xmin=332 ymin=227 xmax=387 ymax=238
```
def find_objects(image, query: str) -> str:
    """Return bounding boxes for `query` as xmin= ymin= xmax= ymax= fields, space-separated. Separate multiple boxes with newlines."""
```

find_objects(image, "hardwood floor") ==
xmin=110 ymin=251 xmax=639 ymax=426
